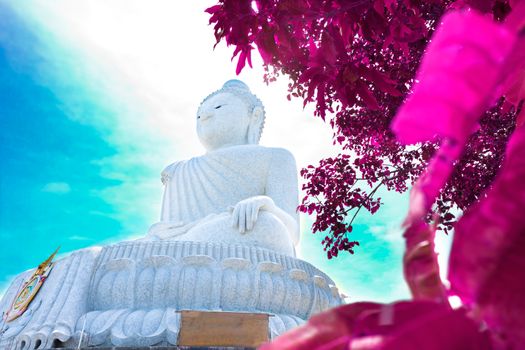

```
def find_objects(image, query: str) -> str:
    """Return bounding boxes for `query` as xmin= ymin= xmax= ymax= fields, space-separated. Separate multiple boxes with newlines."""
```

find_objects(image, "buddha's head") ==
xmin=196 ymin=80 xmax=265 ymax=151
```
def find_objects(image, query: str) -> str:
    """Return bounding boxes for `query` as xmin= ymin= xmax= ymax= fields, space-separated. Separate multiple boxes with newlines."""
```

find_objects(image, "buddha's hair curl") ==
xmin=200 ymin=80 xmax=266 ymax=144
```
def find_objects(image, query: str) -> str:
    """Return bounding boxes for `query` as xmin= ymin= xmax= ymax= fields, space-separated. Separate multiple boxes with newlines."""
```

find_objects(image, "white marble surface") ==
xmin=0 ymin=248 xmax=100 ymax=350
xmin=146 ymin=80 xmax=300 ymax=256
xmin=0 ymin=241 xmax=342 ymax=349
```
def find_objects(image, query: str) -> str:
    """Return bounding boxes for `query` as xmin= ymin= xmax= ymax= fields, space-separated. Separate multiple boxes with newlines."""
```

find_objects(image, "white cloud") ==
xmin=68 ymin=235 xmax=91 ymax=241
xmin=9 ymin=0 xmax=337 ymax=162
xmin=0 ymin=274 xmax=16 ymax=301
xmin=6 ymin=0 xmax=338 ymax=239
xmin=42 ymin=182 xmax=71 ymax=194
xmin=368 ymin=224 xmax=405 ymax=251
xmin=3 ymin=1 xmax=419 ymax=303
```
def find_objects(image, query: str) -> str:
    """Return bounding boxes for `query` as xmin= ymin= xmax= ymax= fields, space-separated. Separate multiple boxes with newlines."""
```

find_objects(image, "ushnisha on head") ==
xmin=196 ymin=80 xmax=266 ymax=151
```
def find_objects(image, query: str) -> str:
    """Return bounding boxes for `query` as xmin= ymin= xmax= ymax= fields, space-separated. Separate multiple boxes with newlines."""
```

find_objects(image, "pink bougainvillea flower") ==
xmin=448 ymin=124 xmax=525 ymax=348
xmin=260 ymin=301 xmax=491 ymax=350
xmin=500 ymin=36 xmax=525 ymax=108
xmin=348 ymin=301 xmax=491 ymax=350
xmin=402 ymin=220 xmax=447 ymax=303
xmin=500 ymin=0 xmax=525 ymax=119
xmin=208 ymin=0 xmax=523 ymax=261
xmin=403 ymin=139 xmax=463 ymax=225
xmin=392 ymin=10 xmax=515 ymax=145
xmin=506 ymin=0 xmax=525 ymax=33
xmin=392 ymin=9 xmax=519 ymax=225
xmin=258 ymin=302 xmax=382 ymax=350
xmin=500 ymin=33 xmax=525 ymax=127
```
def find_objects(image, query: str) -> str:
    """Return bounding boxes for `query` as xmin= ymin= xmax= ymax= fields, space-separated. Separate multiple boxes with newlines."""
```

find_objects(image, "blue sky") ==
xmin=0 ymin=1 xmax=451 ymax=303
xmin=0 ymin=3 xmax=122 ymax=288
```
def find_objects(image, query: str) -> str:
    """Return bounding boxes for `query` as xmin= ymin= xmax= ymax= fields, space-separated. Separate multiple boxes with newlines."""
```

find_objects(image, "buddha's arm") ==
xmin=264 ymin=148 xmax=300 ymax=245
xmin=230 ymin=195 xmax=298 ymax=243
xmin=159 ymin=161 xmax=182 ymax=222
xmin=229 ymin=148 xmax=299 ymax=243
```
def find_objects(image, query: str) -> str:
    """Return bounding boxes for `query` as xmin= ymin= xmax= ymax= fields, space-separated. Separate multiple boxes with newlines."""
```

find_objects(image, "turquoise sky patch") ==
xmin=0 ymin=2 xmax=424 ymax=303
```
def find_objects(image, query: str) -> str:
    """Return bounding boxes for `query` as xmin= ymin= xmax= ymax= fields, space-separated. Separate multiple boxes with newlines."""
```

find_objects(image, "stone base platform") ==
xmin=59 ymin=347 xmax=255 ymax=350
xmin=58 ymin=347 xmax=256 ymax=350
xmin=1 ymin=240 xmax=342 ymax=349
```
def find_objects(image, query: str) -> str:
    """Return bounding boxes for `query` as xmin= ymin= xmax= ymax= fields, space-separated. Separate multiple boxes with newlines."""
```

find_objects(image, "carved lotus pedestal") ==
xmin=0 ymin=240 xmax=342 ymax=349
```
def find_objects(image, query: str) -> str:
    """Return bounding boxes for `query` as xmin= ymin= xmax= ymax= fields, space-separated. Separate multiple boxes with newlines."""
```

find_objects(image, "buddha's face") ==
xmin=196 ymin=92 xmax=252 ymax=151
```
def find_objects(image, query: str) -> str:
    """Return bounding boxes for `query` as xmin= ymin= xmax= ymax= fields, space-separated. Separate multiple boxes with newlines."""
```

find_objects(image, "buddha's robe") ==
xmin=147 ymin=145 xmax=299 ymax=256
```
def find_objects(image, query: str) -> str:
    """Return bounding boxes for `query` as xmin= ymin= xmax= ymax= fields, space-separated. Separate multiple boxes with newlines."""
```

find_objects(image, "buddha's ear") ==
xmin=247 ymin=106 xmax=264 ymax=144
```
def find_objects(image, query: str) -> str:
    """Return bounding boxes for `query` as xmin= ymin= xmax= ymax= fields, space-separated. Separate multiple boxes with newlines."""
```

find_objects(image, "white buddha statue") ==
xmin=145 ymin=80 xmax=299 ymax=257
xmin=0 ymin=81 xmax=344 ymax=350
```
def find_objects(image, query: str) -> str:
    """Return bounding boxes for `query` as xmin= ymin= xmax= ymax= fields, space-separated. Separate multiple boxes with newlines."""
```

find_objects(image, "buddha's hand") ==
xmin=230 ymin=196 xmax=276 ymax=234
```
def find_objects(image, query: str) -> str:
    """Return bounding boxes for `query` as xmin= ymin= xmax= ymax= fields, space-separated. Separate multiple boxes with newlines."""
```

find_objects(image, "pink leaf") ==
xmin=517 ymin=107 xmax=525 ymax=128
xmin=258 ymin=302 xmax=382 ymax=350
xmin=261 ymin=301 xmax=490 ymax=350
xmin=231 ymin=46 xmax=242 ymax=61
xmin=356 ymin=80 xmax=380 ymax=110
xmin=349 ymin=301 xmax=491 ymax=350
xmin=246 ymin=47 xmax=253 ymax=68
xmin=506 ymin=0 xmax=525 ymax=33
xmin=236 ymin=50 xmax=247 ymax=75
xmin=358 ymin=65 xmax=402 ymax=96
xmin=204 ymin=4 xmax=221 ymax=14
xmin=392 ymin=10 xmax=516 ymax=145
xmin=402 ymin=220 xmax=447 ymax=303
xmin=500 ymin=36 xmax=525 ymax=107
xmin=403 ymin=139 xmax=463 ymax=225
xmin=448 ymin=124 xmax=525 ymax=348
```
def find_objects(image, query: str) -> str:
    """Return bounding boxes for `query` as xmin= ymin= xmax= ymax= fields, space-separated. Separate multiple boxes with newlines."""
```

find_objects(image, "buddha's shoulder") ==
xmin=220 ymin=145 xmax=296 ymax=162
xmin=165 ymin=146 xmax=296 ymax=169
xmin=161 ymin=160 xmax=183 ymax=177
xmin=266 ymin=147 xmax=296 ymax=164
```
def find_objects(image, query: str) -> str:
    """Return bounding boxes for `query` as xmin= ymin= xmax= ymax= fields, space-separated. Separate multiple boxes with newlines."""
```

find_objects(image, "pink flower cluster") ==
xmin=207 ymin=0 xmax=520 ymax=259
xmin=259 ymin=5 xmax=525 ymax=349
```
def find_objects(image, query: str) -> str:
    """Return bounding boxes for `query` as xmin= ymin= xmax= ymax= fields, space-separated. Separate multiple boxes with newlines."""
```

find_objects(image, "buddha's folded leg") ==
xmin=143 ymin=220 xmax=198 ymax=240
xmin=181 ymin=211 xmax=296 ymax=256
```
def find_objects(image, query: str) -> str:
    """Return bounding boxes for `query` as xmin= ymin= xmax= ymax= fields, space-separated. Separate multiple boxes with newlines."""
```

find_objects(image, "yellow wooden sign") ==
xmin=179 ymin=310 xmax=269 ymax=348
